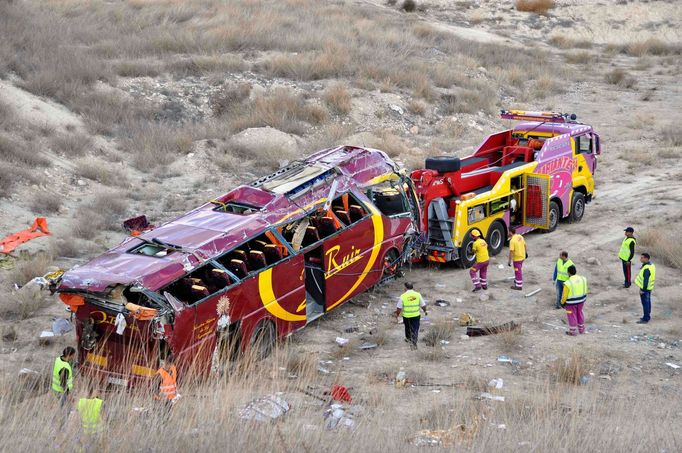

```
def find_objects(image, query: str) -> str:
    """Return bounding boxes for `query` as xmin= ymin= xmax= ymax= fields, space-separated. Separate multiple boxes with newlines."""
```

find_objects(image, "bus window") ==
xmin=331 ymin=193 xmax=368 ymax=225
xmin=160 ymin=263 xmax=231 ymax=305
xmin=369 ymin=183 xmax=410 ymax=217
xmin=217 ymin=232 xmax=290 ymax=273
xmin=467 ymin=205 xmax=486 ymax=224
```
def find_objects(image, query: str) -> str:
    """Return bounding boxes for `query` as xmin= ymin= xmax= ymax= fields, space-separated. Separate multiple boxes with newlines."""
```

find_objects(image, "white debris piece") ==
xmin=335 ymin=337 xmax=349 ymax=346
xmin=240 ymin=395 xmax=290 ymax=422
xmin=488 ymin=378 xmax=504 ymax=389
xmin=39 ymin=331 xmax=55 ymax=338
xmin=665 ymin=363 xmax=680 ymax=369
xmin=52 ymin=318 xmax=73 ymax=335
xmin=479 ymin=392 xmax=505 ymax=402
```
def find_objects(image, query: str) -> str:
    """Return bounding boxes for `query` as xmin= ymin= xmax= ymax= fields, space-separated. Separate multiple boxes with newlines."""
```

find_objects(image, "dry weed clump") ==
xmin=423 ymin=320 xmax=455 ymax=347
xmin=548 ymin=35 xmax=593 ymax=50
xmin=263 ymin=45 xmax=351 ymax=81
xmin=71 ymin=191 xmax=129 ymax=239
xmin=564 ymin=51 xmax=593 ymax=65
xmin=75 ymin=158 xmax=130 ymax=187
xmin=622 ymin=38 xmax=682 ymax=57
xmin=6 ymin=253 xmax=53 ymax=287
xmin=210 ymin=83 xmax=252 ymax=117
xmin=638 ymin=228 xmax=682 ymax=270
xmin=552 ymin=349 xmax=592 ymax=385
xmin=323 ymin=83 xmax=352 ymax=115
xmin=51 ymin=132 xmax=93 ymax=157
xmin=495 ymin=325 xmax=523 ymax=353
xmin=514 ymin=0 xmax=555 ymax=13
xmin=28 ymin=190 xmax=62 ymax=215
xmin=226 ymin=89 xmax=328 ymax=135
xmin=604 ymin=68 xmax=637 ymax=88
xmin=660 ymin=124 xmax=682 ymax=147
xmin=124 ymin=122 xmax=197 ymax=170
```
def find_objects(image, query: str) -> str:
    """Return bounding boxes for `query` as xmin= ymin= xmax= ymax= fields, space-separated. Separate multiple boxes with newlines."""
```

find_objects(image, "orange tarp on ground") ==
xmin=0 ymin=218 xmax=51 ymax=254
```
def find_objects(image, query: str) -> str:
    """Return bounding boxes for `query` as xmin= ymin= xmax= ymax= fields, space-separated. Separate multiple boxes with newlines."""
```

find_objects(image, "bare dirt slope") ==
xmin=0 ymin=0 xmax=680 ymax=450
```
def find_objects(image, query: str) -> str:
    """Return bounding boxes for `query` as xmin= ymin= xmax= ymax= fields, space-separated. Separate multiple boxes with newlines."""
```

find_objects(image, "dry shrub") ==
xmin=330 ymin=338 xmax=360 ymax=360
xmin=6 ymin=252 xmax=53 ymax=286
xmin=303 ymin=123 xmax=355 ymax=153
xmin=0 ymin=288 xmax=48 ymax=320
xmin=72 ymin=191 xmax=129 ymax=238
xmin=534 ymin=74 xmax=564 ymax=98
xmin=638 ymin=229 xmax=682 ymax=270
xmin=263 ymin=45 xmax=351 ymax=81
xmin=495 ymin=325 xmax=523 ymax=353
xmin=422 ymin=320 xmax=455 ymax=347
xmin=227 ymin=89 xmax=328 ymax=135
xmin=564 ymin=51 xmax=593 ymax=65
xmin=51 ymin=132 xmax=93 ymax=157
xmin=115 ymin=60 xmax=162 ymax=78
xmin=76 ymin=158 xmax=130 ymax=187
xmin=514 ymin=0 xmax=555 ymax=13
xmin=0 ymin=134 xmax=50 ymax=167
xmin=552 ymin=349 xmax=591 ymax=385
xmin=124 ymin=123 xmax=197 ymax=170
xmin=402 ymin=0 xmax=417 ymax=12
xmin=549 ymin=35 xmax=593 ymax=50
xmin=211 ymin=83 xmax=252 ymax=117
xmin=323 ymin=83 xmax=352 ymax=115
xmin=285 ymin=350 xmax=318 ymax=376
xmin=367 ymin=130 xmax=410 ymax=158
xmin=420 ymin=346 xmax=446 ymax=361
xmin=442 ymin=89 xmax=494 ymax=114
xmin=604 ymin=68 xmax=636 ymax=88
xmin=28 ymin=190 xmax=62 ymax=215
xmin=660 ymin=124 xmax=682 ymax=147
xmin=222 ymin=140 xmax=296 ymax=173
xmin=407 ymin=99 xmax=427 ymax=115
xmin=625 ymin=38 xmax=682 ymax=57
xmin=51 ymin=238 xmax=82 ymax=258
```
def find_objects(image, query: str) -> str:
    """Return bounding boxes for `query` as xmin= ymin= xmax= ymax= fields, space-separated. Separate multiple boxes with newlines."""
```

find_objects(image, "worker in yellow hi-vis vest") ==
xmin=561 ymin=265 xmax=588 ymax=336
xmin=396 ymin=282 xmax=427 ymax=349
xmin=619 ymin=227 xmax=636 ymax=288
xmin=635 ymin=253 xmax=656 ymax=324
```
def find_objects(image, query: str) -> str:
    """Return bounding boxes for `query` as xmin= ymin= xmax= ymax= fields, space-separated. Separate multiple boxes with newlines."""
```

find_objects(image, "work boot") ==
xmin=636 ymin=319 xmax=649 ymax=324
xmin=482 ymin=286 xmax=488 ymax=290
xmin=565 ymin=331 xmax=577 ymax=336
xmin=472 ymin=287 xmax=481 ymax=293
xmin=510 ymin=286 xmax=522 ymax=290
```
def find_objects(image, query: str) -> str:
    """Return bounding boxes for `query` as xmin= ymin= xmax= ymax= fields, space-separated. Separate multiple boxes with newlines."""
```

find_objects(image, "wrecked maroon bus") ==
xmin=57 ymin=146 xmax=420 ymax=387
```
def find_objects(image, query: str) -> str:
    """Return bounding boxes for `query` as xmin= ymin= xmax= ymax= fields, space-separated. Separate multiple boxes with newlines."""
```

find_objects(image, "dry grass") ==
xmin=366 ymin=130 xmax=410 ymax=158
xmin=28 ymin=190 xmax=62 ymax=215
xmin=552 ymin=349 xmax=592 ymax=385
xmin=564 ymin=51 xmax=593 ymax=65
xmin=604 ymin=68 xmax=637 ymax=88
xmin=263 ymin=46 xmax=351 ymax=81
xmin=6 ymin=253 xmax=53 ymax=287
xmin=51 ymin=132 xmax=93 ymax=157
xmin=323 ymin=83 xmax=352 ymax=115
xmin=75 ymin=158 xmax=130 ymax=187
xmin=660 ymin=124 xmax=682 ymax=147
xmin=422 ymin=320 xmax=455 ymax=347
xmin=407 ymin=99 xmax=427 ymax=116
xmin=638 ymin=228 xmax=682 ymax=270
xmin=621 ymin=38 xmax=682 ymax=57
xmin=70 ymin=191 xmax=129 ymax=239
xmin=226 ymin=89 xmax=328 ymax=135
xmin=123 ymin=122 xmax=198 ymax=170
xmin=210 ymin=83 xmax=252 ymax=117
xmin=495 ymin=325 xmax=523 ymax=353
xmin=548 ymin=35 xmax=593 ymax=50
xmin=0 ymin=288 xmax=49 ymax=320
xmin=514 ymin=0 xmax=555 ymax=14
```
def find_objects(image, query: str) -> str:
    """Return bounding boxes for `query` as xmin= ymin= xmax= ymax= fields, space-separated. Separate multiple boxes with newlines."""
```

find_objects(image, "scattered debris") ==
xmin=395 ymin=367 xmax=407 ymax=388
xmin=497 ymin=355 xmax=521 ymax=366
xmin=435 ymin=284 xmax=446 ymax=288
xmin=2 ymin=326 xmax=17 ymax=342
xmin=467 ymin=321 xmax=520 ymax=337
xmin=335 ymin=337 xmax=349 ymax=346
xmin=478 ymin=293 xmax=490 ymax=302
xmin=344 ymin=326 xmax=359 ymax=333
xmin=488 ymin=378 xmax=504 ymax=389
xmin=0 ymin=218 xmax=51 ymax=254
xmin=665 ymin=363 xmax=680 ymax=369
xmin=359 ymin=342 xmax=378 ymax=350
xmin=579 ymin=376 xmax=589 ymax=385
xmin=240 ymin=394 xmax=290 ymax=422
xmin=389 ymin=104 xmax=404 ymax=115
xmin=324 ymin=404 xmax=356 ymax=430
xmin=586 ymin=257 xmax=601 ymax=266
xmin=410 ymin=429 xmax=456 ymax=447
xmin=329 ymin=385 xmax=352 ymax=403
xmin=459 ymin=313 xmax=476 ymax=326
xmin=497 ymin=264 xmax=505 ymax=269
xmin=524 ymin=288 xmax=542 ymax=297
xmin=39 ymin=331 xmax=54 ymax=338
xmin=434 ymin=300 xmax=450 ymax=307
xmin=318 ymin=367 xmax=331 ymax=375
xmin=479 ymin=392 xmax=505 ymax=402
xmin=52 ymin=318 xmax=73 ymax=335
xmin=456 ymin=298 xmax=463 ymax=303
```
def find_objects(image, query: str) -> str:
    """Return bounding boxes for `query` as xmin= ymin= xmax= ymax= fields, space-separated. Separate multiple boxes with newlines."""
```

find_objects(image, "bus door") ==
xmin=522 ymin=173 xmax=551 ymax=229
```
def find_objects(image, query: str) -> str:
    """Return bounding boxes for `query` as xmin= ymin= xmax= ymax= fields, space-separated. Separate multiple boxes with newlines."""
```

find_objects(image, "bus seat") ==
xmin=318 ymin=217 xmax=337 ymax=238
xmin=302 ymin=226 xmax=320 ymax=247
xmin=248 ymin=250 xmax=267 ymax=271
xmin=263 ymin=244 xmax=283 ymax=265
xmin=232 ymin=249 xmax=248 ymax=263
xmin=349 ymin=205 xmax=366 ymax=222
xmin=334 ymin=210 xmax=351 ymax=225
xmin=250 ymin=240 xmax=268 ymax=251
xmin=210 ymin=268 xmax=231 ymax=287
xmin=190 ymin=284 xmax=209 ymax=300
xmin=228 ymin=259 xmax=248 ymax=279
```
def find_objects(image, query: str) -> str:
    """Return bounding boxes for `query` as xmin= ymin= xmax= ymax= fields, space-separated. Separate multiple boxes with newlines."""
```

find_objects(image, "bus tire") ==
xmin=570 ymin=192 xmax=585 ymax=223
xmin=458 ymin=231 xmax=477 ymax=269
xmin=425 ymin=156 xmax=460 ymax=173
xmin=251 ymin=319 xmax=276 ymax=360
xmin=548 ymin=200 xmax=560 ymax=232
xmin=487 ymin=221 xmax=505 ymax=256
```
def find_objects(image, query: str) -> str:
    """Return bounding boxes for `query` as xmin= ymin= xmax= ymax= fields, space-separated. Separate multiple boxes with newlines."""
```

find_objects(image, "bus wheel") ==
xmin=570 ymin=193 xmax=585 ymax=223
xmin=458 ymin=233 xmax=477 ymax=269
xmin=487 ymin=221 xmax=505 ymax=256
xmin=251 ymin=320 xmax=275 ymax=360
xmin=548 ymin=201 xmax=560 ymax=232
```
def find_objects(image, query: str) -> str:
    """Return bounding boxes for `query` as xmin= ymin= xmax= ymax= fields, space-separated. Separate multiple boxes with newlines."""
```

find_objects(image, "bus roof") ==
xmin=59 ymin=146 xmax=399 ymax=293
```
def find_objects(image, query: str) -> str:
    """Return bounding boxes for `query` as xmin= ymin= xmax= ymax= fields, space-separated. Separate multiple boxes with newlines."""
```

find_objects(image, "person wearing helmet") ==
xmin=469 ymin=229 xmax=489 ymax=292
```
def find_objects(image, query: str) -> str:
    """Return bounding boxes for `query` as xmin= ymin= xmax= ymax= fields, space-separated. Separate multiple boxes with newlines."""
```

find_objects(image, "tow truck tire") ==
xmin=425 ymin=156 xmax=460 ymax=173
xmin=487 ymin=221 xmax=505 ymax=256
xmin=458 ymin=231 xmax=477 ymax=269
xmin=251 ymin=319 xmax=276 ymax=360
xmin=548 ymin=200 xmax=560 ymax=232
xmin=570 ymin=192 xmax=585 ymax=223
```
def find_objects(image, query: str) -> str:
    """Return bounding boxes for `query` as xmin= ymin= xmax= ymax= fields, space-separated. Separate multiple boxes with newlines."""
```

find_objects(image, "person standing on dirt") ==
xmin=396 ymin=282 xmax=427 ymax=349
xmin=470 ymin=230 xmax=489 ymax=292
xmin=553 ymin=251 xmax=574 ymax=309
xmin=619 ymin=227 xmax=636 ymax=288
xmin=508 ymin=226 xmax=526 ymax=290
xmin=52 ymin=346 xmax=76 ymax=406
xmin=561 ymin=265 xmax=588 ymax=336
xmin=635 ymin=253 xmax=656 ymax=324
xmin=155 ymin=356 xmax=178 ymax=415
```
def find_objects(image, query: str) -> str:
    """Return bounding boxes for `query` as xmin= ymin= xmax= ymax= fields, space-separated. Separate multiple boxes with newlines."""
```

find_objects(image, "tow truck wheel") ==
xmin=570 ymin=193 xmax=585 ymax=223
xmin=458 ymin=233 xmax=477 ymax=269
xmin=487 ymin=221 xmax=505 ymax=256
xmin=251 ymin=320 xmax=276 ymax=360
xmin=548 ymin=201 xmax=560 ymax=232
xmin=425 ymin=156 xmax=460 ymax=173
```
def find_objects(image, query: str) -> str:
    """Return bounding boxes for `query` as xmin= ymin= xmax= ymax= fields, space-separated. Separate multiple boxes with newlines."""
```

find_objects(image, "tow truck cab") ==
xmin=411 ymin=110 xmax=600 ymax=267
